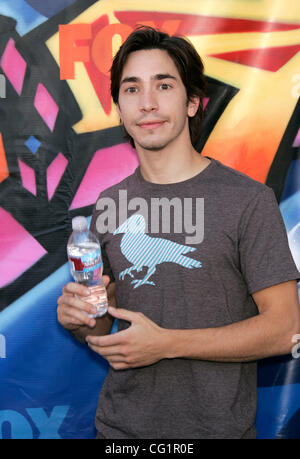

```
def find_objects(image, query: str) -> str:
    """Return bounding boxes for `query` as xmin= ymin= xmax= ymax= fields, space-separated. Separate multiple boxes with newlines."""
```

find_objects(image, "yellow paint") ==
xmin=45 ymin=0 xmax=300 ymax=182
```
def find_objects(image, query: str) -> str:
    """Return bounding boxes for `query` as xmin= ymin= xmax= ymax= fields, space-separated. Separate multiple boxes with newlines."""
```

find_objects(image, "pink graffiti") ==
xmin=0 ymin=208 xmax=47 ymax=288
xmin=18 ymin=159 xmax=36 ymax=196
xmin=70 ymin=143 xmax=139 ymax=209
xmin=47 ymin=152 xmax=68 ymax=200
xmin=293 ymin=128 xmax=300 ymax=148
xmin=34 ymin=83 xmax=59 ymax=131
xmin=0 ymin=38 xmax=27 ymax=95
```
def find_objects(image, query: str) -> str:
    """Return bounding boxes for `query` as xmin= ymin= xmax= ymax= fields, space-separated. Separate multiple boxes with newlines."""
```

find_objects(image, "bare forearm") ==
xmin=84 ymin=282 xmax=300 ymax=370
xmin=164 ymin=311 xmax=298 ymax=362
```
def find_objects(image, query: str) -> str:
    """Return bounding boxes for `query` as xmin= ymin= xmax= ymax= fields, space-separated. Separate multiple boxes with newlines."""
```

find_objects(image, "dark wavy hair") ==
xmin=110 ymin=26 xmax=206 ymax=148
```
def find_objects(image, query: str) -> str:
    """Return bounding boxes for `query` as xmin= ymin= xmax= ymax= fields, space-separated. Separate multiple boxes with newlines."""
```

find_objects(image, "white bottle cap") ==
xmin=72 ymin=216 xmax=88 ymax=231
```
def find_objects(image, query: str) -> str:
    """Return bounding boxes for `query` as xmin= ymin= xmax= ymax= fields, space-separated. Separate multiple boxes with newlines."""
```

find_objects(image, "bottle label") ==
xmin=69 ymin=249 xmax=103 ymax=273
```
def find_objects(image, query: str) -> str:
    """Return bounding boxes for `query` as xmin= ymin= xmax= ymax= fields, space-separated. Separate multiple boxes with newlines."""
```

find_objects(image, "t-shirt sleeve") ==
xmin=90 ymin=203 xmax=115 ymax=284
xmin=238 ymin=186 xmax=300 ymax=294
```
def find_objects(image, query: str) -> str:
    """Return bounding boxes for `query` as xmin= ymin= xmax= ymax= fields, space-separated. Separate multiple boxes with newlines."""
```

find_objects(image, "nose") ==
xmin=139 ymin=87 xmax=158 ymax=112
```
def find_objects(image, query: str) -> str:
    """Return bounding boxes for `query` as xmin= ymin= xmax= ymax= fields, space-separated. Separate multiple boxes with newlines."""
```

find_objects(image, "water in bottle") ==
xmin=67 ymin=216 xmax=108 ymax=318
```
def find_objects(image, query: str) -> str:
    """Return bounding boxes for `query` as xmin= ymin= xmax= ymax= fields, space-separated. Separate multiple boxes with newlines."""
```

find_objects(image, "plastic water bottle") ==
xmin=67 ymin=216 xmax=108 ymax=318
xmin=288 ymin=222 xmax=300 ymax=300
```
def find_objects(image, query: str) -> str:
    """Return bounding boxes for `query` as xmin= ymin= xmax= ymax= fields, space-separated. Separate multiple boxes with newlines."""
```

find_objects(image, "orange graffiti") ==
xmin=59 ymin=20 xmax=181 ymax=80
xmin=0 ymin=133 xmax=8 ymax=183
xmin=91 ymin=23 xmax=132 ymax=75
xmin=59 ymin=23 xmax=92 ymax=80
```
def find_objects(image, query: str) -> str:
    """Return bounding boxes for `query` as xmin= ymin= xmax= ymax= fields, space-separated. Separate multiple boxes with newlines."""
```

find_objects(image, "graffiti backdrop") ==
xmin=0 ymin=0 xmax=299 ymax=438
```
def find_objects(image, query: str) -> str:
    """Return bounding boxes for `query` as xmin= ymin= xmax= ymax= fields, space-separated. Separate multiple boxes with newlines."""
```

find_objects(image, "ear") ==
xmin=116 ymin=103 xmax=122 ymax=123
xmin=187 ymin=96 xmax=200 ymax=118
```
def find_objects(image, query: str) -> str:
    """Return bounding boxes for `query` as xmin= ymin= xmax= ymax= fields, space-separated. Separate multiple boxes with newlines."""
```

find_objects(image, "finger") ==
xmin=59 ymin=294 xmax=97 ymax=316
xmin=106 ymin=281 xmax=116 ymax=305
xmin=107 ymin=357 xmax=132 ymax=370
xmin=102 ymin=275 xmax=111 ymax=288
xmin=108 ymin=307 xmax=140 ymax=323
xmin=87 ymin=345 xmax=129 ymax=370
xmin=111 ymin=362 xmax=130 ymax=370
xmin=106 ymin=354 xmax=125 ymax=362
xmin=86 ymin=343 xmax=121 ymax=357
xmin=62 ymin=305 xmax=96 ymax=327
xmin=86 ymin=342 xmax=103 ymax=355
xmin=63 ymin=310 xmax=96 ymax=328
xmin=86 ymin=330 xmax=127 ymax=347
xmin=62 ymin=313 xmax=93 ymax=329
xmin=62 ymin=282 xmax=90 ymax=297
xmin=87 ymin=344 xmax=124 ymax=357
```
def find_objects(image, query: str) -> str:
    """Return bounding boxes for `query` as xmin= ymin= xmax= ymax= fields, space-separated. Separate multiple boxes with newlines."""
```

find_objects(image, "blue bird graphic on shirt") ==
xmin=113 ymin=214 xmax=202 ymax=289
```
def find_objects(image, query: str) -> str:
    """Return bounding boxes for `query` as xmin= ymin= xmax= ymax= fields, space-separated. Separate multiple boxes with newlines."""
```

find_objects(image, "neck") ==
xmin=136 ymin=140 xmax=210 ymax=185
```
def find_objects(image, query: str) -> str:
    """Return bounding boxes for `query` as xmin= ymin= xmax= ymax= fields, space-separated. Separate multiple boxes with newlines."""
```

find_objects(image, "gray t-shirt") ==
xmin=90 ymin=157 xmax=300 ymax=439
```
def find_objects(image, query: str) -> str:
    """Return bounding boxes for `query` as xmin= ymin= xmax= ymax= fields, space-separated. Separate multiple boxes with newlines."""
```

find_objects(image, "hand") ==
xmin=86 ymin=307 xmax=170 ymax=370
xmin=57 ymin=275 xmax=112 ymax=331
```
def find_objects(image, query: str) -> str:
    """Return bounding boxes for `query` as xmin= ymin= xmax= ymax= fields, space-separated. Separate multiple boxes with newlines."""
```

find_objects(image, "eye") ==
xmin=159 ymin=83 xmax=171 ymax=90
xmin=125 ymin=86 xmax=138 ymax=94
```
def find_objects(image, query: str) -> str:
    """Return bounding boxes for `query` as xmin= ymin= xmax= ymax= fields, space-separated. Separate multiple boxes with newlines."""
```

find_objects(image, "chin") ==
xmin=136 ymin=138 xmax=170 ymax=152
xmin=141 ymin=144 xmax=167 ymax=151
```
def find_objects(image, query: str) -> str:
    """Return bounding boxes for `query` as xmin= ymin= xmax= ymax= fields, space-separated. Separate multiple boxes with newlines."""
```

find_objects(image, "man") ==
xmin=57 ymin=26 xmax=300 ymax=439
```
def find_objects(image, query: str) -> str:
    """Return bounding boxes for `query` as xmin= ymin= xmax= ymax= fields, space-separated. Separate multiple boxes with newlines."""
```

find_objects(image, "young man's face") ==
xmin=117 ymin=48 xmax=199 ymax=152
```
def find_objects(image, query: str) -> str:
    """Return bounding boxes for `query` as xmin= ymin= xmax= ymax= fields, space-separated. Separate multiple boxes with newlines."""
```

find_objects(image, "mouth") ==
xmin=137 ymin=120 xmax=165 ymax=130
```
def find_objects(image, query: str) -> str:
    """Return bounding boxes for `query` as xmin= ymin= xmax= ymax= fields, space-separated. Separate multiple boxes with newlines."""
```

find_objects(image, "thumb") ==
xmin=108 ymin=306 xmax=139 ymax=323
xmin=102 ymin=275 xmax=111 ymax=288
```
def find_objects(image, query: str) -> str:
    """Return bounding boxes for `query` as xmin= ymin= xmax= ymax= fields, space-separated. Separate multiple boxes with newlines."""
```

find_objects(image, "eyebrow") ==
xmin=120 ymin=73 xmax=177 ymax=86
